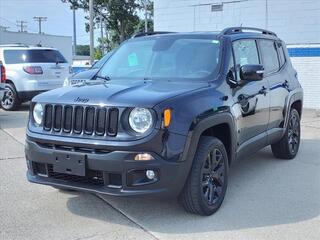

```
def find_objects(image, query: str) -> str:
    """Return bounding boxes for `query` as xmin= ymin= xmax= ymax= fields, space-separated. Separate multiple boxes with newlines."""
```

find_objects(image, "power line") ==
xmin=33 ymin=16 xmax=47 ymax=34
xmin=16 ymin=20 xmax=27 ymax=32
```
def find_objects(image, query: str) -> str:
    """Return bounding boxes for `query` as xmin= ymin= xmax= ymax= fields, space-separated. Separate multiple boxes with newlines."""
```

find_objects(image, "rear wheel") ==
xmin=0 ymin=83 xmax=21 ymax=111
xmin=179 ymin=136 xmax=228 ymax=216
xmin=271 ymin=108 xmax=301 ymax=159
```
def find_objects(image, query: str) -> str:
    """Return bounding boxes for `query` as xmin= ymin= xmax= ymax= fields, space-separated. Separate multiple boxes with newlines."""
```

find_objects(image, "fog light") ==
xmin=146 ymin=170 xmax=155 ymax=180
xmin=134 ymin=153 xmax=154 ymax=161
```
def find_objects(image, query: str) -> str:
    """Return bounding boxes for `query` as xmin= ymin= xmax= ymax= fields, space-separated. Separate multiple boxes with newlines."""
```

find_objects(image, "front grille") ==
xmin=47 ymin=164 xmax=104 ymax=186
xmin=32 ymin=162 xmax=123 ymax=188
xmin=43 ymin=104 xmax=119 ymax=136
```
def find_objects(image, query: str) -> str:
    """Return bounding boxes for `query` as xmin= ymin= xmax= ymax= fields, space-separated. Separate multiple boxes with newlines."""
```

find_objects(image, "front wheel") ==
xmin=179 ymin=136 xmax=229 ymax=216
xmin=271 ymin=108 xmax=301 ymax=159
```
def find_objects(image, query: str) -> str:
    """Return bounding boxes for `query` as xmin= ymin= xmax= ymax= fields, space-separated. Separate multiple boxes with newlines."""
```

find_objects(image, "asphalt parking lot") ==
xmin=0 ymin=105 xmax=319 ymax=240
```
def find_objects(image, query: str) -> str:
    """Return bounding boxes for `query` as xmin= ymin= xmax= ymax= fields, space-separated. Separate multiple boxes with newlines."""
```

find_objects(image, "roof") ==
xmin=131 ymin=27 xmax=279 ymax=40
xmin=0 ymin=44 xmax=57 ymax=50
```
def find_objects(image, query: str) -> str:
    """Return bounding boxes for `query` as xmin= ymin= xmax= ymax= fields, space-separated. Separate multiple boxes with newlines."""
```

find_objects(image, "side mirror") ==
xmin=240 ymin=64 xmax=264 ymax=81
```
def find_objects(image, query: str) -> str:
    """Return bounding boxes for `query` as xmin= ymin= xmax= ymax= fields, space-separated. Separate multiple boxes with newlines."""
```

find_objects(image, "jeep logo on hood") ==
xmin=74 ymin=97 xmax=89 ymax=103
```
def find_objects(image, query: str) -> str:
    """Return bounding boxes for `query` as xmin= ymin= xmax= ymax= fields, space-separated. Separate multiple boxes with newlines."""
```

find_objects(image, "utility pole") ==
xmin=33 ymin=16 xmax=47 ymax=34
xmin=16 ymin=20 xmax=27 ymax=32
xmin=100 ymin=17 xmax=104 ymax=55
xmin=89 ymin=0 xmax=94 ymax=64
xmin=143 ymin=0 xmax=148 ymax=32
xmin=265 ymin=0 xmax=269 ymax=29
xmin=71 ymin=4 xmax=77 ymax=56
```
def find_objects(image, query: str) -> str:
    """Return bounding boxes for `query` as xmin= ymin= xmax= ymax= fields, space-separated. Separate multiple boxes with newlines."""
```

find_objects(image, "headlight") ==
xmin=63 ymin=77 xmax=70 ymax=87
xmin=33 ymin=103 xmax=43 ymax=125
xmin=128 ymin=108 xmax=153 ymax=133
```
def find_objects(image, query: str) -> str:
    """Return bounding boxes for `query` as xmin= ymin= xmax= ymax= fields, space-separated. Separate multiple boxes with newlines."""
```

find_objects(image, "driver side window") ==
xmin=233 ymin=40 xmax=260 ymax=80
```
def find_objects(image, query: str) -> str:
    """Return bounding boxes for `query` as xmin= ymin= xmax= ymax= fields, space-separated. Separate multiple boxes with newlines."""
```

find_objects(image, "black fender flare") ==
xmin=179 ymin=111 xmax=236 ymax=166
xmin=283 ymin=88 xmax=303 ymax=131
xmin=174 ymin=111 xmax=236 ymax=195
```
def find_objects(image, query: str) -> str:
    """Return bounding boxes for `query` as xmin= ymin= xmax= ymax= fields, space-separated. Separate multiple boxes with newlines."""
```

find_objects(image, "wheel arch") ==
xmin=5 ymin=79 xmax=16 ymax=87
xmin=283 ymin=88 xmax=303 ymax=130
xmin=180 ymin=112 xmax=236 ymax=166
xmin=291 ymin=100 xmax=302 ymax=117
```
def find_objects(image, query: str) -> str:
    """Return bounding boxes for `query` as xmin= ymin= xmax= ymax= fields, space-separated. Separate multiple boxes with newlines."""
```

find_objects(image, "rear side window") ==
xmin=277 ymin=42 xmax=286 ymax=67
xmin=233 ymin=40 xmax=260 ymax=80
xmin=4 ymin=49 xmax=67 ymax=64
xmin=259 ymin=40 xmax=279 ymax=73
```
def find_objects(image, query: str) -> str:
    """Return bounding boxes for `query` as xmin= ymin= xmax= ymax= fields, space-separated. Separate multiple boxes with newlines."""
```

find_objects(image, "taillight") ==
xmin=23 ymin=66 xmax=43 ymax=75
xmin=0 ymin=64 xmax=6 ymax=83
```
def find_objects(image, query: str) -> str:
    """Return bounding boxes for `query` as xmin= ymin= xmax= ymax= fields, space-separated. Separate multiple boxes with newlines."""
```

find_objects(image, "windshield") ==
xmin=98 ymin=36 xmax=220 ymax=80
xmin=4 ymin=49 xmax=67 ymax=64
xmin=92 ymin=50 xmax=114 ymax=69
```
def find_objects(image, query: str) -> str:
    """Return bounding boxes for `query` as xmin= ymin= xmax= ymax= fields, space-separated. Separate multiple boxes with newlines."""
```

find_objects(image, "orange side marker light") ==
xmin=164 ymin=109 xmax=171 ymax=128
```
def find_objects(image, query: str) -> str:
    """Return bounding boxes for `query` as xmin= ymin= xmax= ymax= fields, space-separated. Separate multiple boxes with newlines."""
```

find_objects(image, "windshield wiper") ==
xmin=95 ymin=75 xmax=111 ymax=81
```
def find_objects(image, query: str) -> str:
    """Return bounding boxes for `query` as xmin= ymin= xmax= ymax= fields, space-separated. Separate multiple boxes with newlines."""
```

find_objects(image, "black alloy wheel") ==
xmin=271 ymin=108 xmax=301 ymax=159
xmin=201 ymin=148 xmax=225 ymax=205
xmin=179 ymin=136 xmax=228 ymax=216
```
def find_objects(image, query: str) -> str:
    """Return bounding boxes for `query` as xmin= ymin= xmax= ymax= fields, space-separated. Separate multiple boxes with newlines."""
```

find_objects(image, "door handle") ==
xmin=258 ymin=86 xmax=267 ymax=96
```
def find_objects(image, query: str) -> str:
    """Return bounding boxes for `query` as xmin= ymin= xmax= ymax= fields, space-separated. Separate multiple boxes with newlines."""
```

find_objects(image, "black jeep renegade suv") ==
xmin=26 ymin=27 xmax=303 ymax=216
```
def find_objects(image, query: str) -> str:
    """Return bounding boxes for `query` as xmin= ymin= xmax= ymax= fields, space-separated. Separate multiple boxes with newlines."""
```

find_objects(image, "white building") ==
xmin=0 ymin=29 xmax=73 ymax=63
xmin=154 ymin=0 xmax=320 ymax=109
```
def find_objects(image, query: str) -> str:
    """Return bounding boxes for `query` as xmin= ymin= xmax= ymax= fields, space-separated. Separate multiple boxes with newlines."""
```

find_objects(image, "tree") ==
xmin=76 ymin=45 xmax=90 ymax=55
xmin=62 ymin=0 xmax=154 ymax=53
xmin=135 ymin=19 xmax=154 ymax=33
xmin=100 ymin=0 xmax=140 ymax=42
xmin=93 ymin=48 xmax=103 ymax=59
xmin=139 ymin=0 xmax=153 ymax=32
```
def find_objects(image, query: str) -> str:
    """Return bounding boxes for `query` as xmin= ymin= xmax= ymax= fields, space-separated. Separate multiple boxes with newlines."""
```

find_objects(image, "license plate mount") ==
xmin=53 ymin=153 xmax=86 ymax=176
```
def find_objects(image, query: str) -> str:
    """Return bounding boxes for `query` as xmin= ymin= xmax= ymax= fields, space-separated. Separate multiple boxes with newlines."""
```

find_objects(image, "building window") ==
xmin=211 ymin=4 xmax=223 ymax=12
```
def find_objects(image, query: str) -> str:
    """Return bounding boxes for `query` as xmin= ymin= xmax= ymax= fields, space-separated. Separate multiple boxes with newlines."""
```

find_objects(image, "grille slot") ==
xmin=44 ymin=105 xmax=53 ymax=130
xmin=96 ymin=108 xmax=107 ymax=135
xmin=108 ymin=108 xmax=119 ymax=136
xmin=53 ymin=105 xmax=62 ymax=131
xmin=73 ymin=106 xmax=84 ymax=134
xmin=36 ymin=142 xmax=111 ymax=154
xmin=43 ymin=104 xmax=119 ymax=137
xmin=84 ymin=107 xmax=95 ymax=134
xmin=63 ymin=106 xmax=73 ymax=132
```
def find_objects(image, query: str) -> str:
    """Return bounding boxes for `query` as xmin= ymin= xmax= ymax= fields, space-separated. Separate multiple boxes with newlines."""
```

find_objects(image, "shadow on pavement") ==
xmin=0 ymin=103 xmax=30 ymax=130
xmin=66 ymin=138 xmax=320 ymax=234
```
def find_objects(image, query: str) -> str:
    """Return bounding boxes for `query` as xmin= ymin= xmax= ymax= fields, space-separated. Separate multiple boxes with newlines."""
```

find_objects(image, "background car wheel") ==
xmin=0 ymin=83 xmax=21 ymax=111
xmin=271 ymin=108 xmax=301 ymax=159
xmin=179 ymin=136 xmax=229 ymax=216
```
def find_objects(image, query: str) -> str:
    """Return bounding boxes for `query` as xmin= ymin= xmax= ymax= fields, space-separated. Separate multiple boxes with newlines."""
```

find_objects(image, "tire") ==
xmin=179 ymin=136 xmax=229 ymax=216
xmin=0 ymin=83 xmax=21 ymax=111
xmin=271 ymin=108 xmax=301 ymax=159
xmin=53 ymin=186 xmax=76 ymax=192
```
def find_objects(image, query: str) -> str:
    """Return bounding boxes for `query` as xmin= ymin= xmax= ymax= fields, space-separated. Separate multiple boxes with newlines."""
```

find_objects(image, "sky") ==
xmin=0 ymin=0 xmax=99 ymax=45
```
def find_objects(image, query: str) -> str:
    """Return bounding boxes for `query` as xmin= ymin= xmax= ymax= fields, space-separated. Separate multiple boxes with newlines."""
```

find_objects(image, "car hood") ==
xmin=70 ymin=68 xmax=99 ymax=80
xmin=33 ymin=79 xmax=209 ymax=108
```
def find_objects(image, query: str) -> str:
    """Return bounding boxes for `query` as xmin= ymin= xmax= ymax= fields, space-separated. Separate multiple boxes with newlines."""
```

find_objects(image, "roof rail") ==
xmin=132 ymin=31 xmax=176 ymax=38
xmin=221 ymin=27 xmax=277 ymax=37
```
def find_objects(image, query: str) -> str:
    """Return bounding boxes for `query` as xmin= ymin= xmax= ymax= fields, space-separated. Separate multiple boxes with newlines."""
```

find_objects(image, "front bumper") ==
xmin=25 ymin=132 xmax=190 ymax=198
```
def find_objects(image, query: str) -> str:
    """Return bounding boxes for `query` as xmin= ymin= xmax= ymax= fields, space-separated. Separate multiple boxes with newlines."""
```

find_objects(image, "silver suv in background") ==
xmin=0 ymin=45 xmax=70 ymax=110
